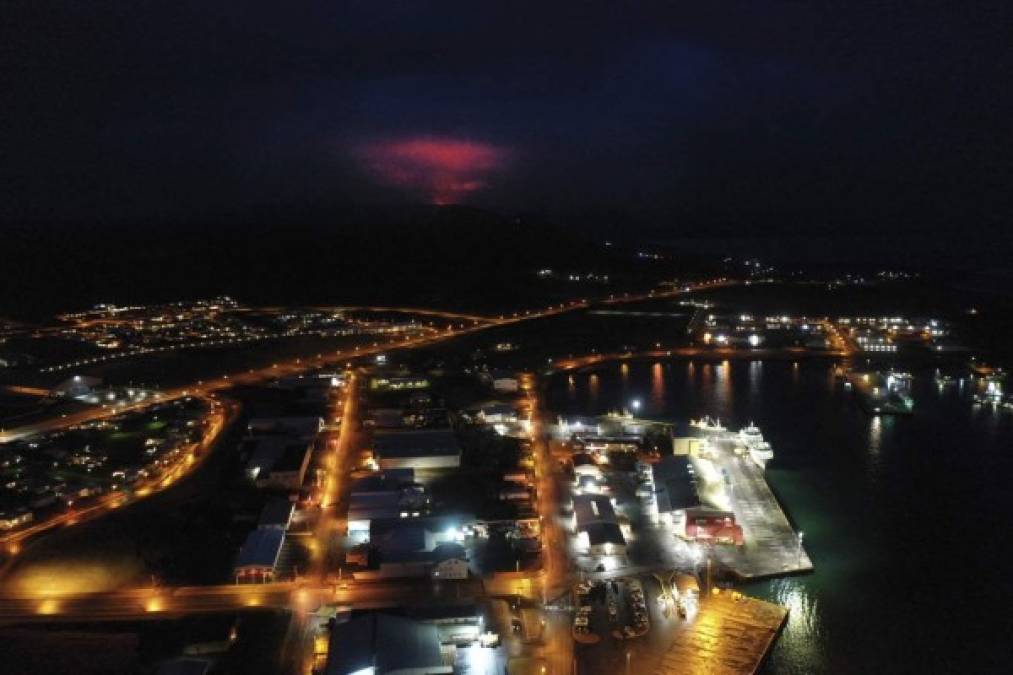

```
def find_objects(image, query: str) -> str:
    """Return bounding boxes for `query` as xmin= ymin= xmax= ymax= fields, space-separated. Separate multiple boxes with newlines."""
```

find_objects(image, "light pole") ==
xmin=796 ymin=530 xmax=805 ymax=566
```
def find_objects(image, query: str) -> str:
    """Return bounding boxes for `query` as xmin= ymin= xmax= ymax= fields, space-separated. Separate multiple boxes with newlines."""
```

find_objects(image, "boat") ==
xmin=748 ymin=442 xmax=774 ymax=469
xmin=737 ymin=422 xmax=763 ymax=445
xmin=690 ymin=416 xmax=725 ymax=432
xmin=735 ymin=422 xmax=773 ymax=467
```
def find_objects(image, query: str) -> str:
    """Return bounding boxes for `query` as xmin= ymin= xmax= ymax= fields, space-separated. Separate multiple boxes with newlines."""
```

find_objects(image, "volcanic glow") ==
xmin=357 ymin=137 xmax=508 ymax=205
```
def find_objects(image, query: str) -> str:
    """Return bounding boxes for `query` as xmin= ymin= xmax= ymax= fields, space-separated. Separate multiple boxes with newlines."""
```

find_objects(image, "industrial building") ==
xmin=372 ymin=429 xmax=462 ymax=470
xmin=257 ymin=498 xmax=295 ymax=530
xmin=234 ymin=527 xmax=286 ymax=583
xmin=572 ymin=494 xmax=627 ymax=558
xmin=584 ymin=521 xmax=627 ymax=557
xmin=683 ymin=508 xmax=744 ymax=545
xmin=347 ymin=470 xmax=431 ymax=538
xmin=250 ymin=441 xmax=312 ymax=490
xmin=651 ymin=455 xmax=701 ymax=526
xmin=325 ymin=613 xmax=453 ymax=675
xmin=353 ymin=519 xmax=472 ymax=580
xmin=488 ymin=369 xmax=520 ymax=393
xmin=247 ymin=416 xmax=324 ymax=438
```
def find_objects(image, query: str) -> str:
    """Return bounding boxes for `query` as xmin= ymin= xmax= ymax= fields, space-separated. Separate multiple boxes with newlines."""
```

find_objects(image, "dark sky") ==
xmin=3 ymin=2 xmax=1012 ymax=248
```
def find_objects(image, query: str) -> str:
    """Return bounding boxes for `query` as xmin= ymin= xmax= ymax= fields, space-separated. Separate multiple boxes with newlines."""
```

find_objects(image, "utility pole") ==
xmin=706 ymin=556 xmax=712 ymax=595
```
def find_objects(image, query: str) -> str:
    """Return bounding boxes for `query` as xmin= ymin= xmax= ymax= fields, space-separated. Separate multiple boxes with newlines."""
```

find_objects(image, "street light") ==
xmin=630 ymin=399 xmax=641 ymax=413
xmin=796 ymin=530 xmax=805 ymax=566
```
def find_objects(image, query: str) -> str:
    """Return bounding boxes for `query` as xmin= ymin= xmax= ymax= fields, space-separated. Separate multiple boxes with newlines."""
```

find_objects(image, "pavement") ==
xmin=694 ymin=435 xmax=813 ymax=579
xmin=0 ymin=577 xmax=488 ymax=625
xmin=653 ymin=591 xmax=788 ymax=675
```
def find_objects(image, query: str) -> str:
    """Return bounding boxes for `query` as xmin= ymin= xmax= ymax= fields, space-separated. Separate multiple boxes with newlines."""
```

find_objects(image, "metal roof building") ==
xmin=325 ymin=613 xmax=452 ymax=675
xmin=257 ymin=498 xmax=295 ymax=530
xmin=373 ymin=429 xmax=461 ymax=470
xmin=234 ymin=528 xmax=285 ymax=583
xmin=573 ymin=494 xmax=616 ymax=532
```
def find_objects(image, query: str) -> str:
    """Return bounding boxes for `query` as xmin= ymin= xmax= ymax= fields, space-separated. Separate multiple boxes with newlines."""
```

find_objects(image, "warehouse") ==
xmin=234 ymin=528 xmax=286 ymax=583
xmin=372 ymin=429 xmax=461 ymax=470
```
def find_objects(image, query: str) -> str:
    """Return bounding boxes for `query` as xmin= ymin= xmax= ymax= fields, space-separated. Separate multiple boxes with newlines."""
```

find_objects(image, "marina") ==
xmin=846 ymin=371 xmax=914 ymax=415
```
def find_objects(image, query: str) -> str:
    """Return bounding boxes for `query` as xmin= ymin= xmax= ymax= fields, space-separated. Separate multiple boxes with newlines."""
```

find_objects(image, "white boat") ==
xmin=749 ymin=442 xmax=774 ymax=468
xmin=737 ymin=422 xmax=764 ymax=445
xmin=732 ymin=422 xmax=773 ymax=467
xmin=690 ymin=416 xmax=725 ymax=432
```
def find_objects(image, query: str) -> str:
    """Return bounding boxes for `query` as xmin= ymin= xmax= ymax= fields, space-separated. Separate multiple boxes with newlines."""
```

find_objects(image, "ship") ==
xmin=737 ymin=422 xmax=763 ymax=445
xmin=689 ymin=416 xmax=725 ymax=432
xmin=973 ymin=379 xmax=1004 ymax=406
xmin=934 ymin=374 xmax=956 ymax=387
xmin=736 ymin=422 xmax=774 ymax=468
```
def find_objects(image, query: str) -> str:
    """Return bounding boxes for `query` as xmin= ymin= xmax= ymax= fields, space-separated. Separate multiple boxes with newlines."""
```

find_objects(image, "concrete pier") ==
xmin=691 ymin=431 xmax=813 ymax=579
xmin=654 ymin=590 xmax=788 ymax=675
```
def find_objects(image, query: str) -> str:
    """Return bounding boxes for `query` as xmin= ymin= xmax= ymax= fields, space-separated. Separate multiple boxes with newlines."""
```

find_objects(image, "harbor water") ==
xmin=545 ymin=359 xmax=1013 ymax=673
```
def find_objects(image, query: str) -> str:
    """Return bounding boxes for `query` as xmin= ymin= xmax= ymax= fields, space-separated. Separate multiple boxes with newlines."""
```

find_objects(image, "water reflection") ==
xmin=715 ymin=359 xmax=731 ymax=408
xmin=769 ymin=578 xmax=825 ymax=672
xmin=588 ymin=373 xmax=599 ymax=405
xmin=866 ymin=415 xmax=885 ymax=483
xmin=651 ymin=362 xmax=665 ymax=405
xmin=868 ymin=415 xmax=882 ymax=455
xmin=749 ymin=360 xmax=763 ymax=400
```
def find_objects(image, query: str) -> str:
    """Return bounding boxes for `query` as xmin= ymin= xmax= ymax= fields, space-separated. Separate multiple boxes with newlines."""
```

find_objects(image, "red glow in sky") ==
xmin=357 ymin=137 xmax=508 ymax=205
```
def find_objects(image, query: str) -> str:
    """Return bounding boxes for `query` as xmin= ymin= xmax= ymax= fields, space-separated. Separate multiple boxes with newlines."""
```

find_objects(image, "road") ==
xmin=0 ymin=577 xmax=487 ymax=625
xmin=527 ymin=377 xmax=577 ymax=675
xmin=278 ymin=371 xmax=360 ymax=675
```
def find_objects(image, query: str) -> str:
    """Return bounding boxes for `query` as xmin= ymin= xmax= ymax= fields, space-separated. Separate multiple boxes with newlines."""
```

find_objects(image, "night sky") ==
xmin=4 ymin=2 xmax=1012 ymax=258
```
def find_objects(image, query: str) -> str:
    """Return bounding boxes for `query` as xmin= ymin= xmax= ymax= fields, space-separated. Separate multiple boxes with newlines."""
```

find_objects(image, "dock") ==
xmin=691 ymin=430 xmax=813 ymax=579
xmin=846 ymin=372 xmax=914 ymax=415
xmin=654 ymin=590 xmax=788 ymax=675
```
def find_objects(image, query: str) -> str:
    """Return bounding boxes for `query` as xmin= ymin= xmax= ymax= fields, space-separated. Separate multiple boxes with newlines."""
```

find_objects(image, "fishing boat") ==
xmin=689 ymin=416 xmax=725 ymax=432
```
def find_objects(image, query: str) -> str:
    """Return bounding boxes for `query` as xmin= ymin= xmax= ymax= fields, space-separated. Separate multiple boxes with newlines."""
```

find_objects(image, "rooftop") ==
xmin=325 ymin=613 xmax=451 ymax=675
xmin=257 ymin=498 xmax=294 ymax=529
xmin=585 ymin=521 xmax=626 ymax=547
xmin=373 ymin=429 xmax=461 ymax=459
xmin=573 ymin=494 xmax=616 ymax=530
xmin=235 ymin=528 xmax=285 ymax=570
xmin=348 ymin=492 xmax=403 ymax=521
